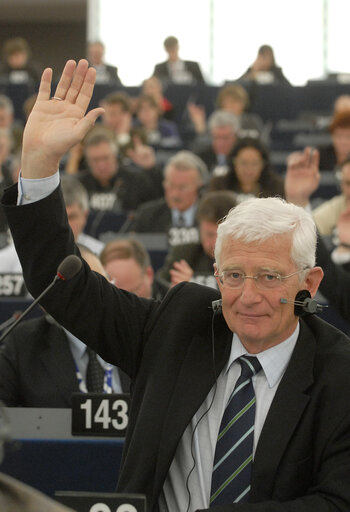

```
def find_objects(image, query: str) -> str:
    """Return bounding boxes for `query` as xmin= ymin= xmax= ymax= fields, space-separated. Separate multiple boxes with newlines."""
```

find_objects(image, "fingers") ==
xmin=37 ymin=68 xmax=53 ymax=101
xmin=75 ymin=66 xmax=97 ymax=112
xmin=53 ymin=60 xmax=77 ymax=100
xmin=65 ymin=59 xmax=89 ymax=104
xmin=74 ymin=107 xmax=105 ymax=139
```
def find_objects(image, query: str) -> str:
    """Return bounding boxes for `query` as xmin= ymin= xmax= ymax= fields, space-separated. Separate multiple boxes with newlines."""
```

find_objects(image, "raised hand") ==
xmin=169 ymin=259 xmax=194 ymax=287
xmin=21 ymin=59 xmax=105 ymax=178
xmin=285 ymin=147 xmax=320 ymax=206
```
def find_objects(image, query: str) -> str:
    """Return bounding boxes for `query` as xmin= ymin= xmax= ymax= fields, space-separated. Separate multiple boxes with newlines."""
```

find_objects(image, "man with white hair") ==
xmin=130 ymin=150 xmax=208 ymax=246
xmin=3 ymin=59 xmax=350 ymax=512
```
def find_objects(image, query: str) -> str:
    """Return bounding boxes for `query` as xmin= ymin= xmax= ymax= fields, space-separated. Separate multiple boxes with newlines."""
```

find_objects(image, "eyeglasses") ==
xmin=214 ymin=268 xmax=309 ymax=290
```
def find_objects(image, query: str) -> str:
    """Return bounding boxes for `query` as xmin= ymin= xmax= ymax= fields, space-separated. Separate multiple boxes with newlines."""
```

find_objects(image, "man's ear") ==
xmin=303 ymin=266 xmax=324 ymax=297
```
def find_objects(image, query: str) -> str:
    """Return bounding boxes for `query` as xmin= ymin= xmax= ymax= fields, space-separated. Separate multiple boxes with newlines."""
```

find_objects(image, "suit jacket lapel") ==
xmin=251 ymin=319 xmax=315 ymax=499
xmin=39 ymin=322 xmax=79 ymax=406
xmin=153 ymin=313 xmax=232 ymax=503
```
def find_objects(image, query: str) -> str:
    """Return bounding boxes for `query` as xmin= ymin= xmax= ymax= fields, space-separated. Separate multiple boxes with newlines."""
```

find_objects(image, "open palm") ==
xmin=21 ymin=59 xmax=104 ymax=178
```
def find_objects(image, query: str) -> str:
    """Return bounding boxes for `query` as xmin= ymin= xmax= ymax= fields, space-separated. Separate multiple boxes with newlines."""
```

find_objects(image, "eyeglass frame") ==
xmin=214 ymin=267 xmax=310 ymax=290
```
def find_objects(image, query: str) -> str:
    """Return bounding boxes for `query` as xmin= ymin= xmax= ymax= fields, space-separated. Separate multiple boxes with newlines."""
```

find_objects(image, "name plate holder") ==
xmin=71 ymin=393 xmax=130 ymax=437
xmin=55 ymin=491 xmax=146 ymax=512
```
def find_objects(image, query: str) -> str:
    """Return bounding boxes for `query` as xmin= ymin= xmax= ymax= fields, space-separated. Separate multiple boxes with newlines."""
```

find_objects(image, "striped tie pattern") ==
xmin=210 ymin=355 xmax=262 ymax=506
xmin=86 ymin=348 xmax=105 ymax=393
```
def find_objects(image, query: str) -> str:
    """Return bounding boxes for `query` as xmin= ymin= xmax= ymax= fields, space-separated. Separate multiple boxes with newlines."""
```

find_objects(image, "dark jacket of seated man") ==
xmin=0 ymin=314 xmax=130 ymax=407
xmin=3 ymin=181 xmax=350 ymax=512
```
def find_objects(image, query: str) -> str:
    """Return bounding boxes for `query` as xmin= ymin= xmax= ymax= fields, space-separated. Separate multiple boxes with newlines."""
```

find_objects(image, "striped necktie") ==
xmin=86 ymin=347 xmax=105 ymax=393
xmin=210 ymin=355 xmax=262 ymax=506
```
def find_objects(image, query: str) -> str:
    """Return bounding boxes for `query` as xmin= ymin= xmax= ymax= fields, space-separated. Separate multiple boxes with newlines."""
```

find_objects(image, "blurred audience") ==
xmin=157 ymin=190 xmax=237 ymax=288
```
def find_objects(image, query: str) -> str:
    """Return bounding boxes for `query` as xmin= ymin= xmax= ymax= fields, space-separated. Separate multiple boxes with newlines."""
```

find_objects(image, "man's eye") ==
xmin=262 ymin=273 xmax=278 ymax=281
xmin=228 ymin=272 xmax=242 ymax=280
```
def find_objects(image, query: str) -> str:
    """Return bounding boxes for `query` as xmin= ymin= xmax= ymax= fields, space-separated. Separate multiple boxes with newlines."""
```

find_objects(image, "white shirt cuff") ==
xmin=17 ymin=170 xmax=60 ymax=205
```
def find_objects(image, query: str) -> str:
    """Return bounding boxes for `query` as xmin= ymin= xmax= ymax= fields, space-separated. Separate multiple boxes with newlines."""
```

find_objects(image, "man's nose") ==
xmin=239 ymin=277 xmax=261 ymax=304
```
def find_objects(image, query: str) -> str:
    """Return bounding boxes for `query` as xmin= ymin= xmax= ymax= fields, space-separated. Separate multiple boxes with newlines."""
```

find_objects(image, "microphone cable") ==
xmin=185 ymin=307 xmax=220 ymax=512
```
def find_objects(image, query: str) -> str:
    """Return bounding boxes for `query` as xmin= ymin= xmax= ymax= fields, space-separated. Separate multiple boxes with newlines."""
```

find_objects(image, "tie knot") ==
xmin=238 ymin=356 xmax=262 ymax=379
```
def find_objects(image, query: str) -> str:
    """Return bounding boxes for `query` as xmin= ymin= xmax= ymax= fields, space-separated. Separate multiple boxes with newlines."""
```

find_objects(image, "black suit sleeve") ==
xmin=316 ymin=233 xmax=350 ymax=322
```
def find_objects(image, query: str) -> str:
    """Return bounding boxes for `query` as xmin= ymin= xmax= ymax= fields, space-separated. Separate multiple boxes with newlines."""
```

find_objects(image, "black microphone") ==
xmin=211 ymin=299 xmax=222 ymax=313
xmin=0 ymin=254 xmax=82 ymax=343
xmin=280 ymin=289 xmax=327 ymax=316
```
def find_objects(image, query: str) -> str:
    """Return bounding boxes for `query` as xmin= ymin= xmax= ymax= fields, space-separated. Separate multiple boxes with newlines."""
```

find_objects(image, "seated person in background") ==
xmin=239 ymin=44 xmax=290 ymax=85
xmin=60 ymin=174 xmax=104 ymax=255
xmin=134 ymin=94 xmax=183 ymax=152
xmin=318 ymin=109 xmax=350 ymax=172
xmin=0 ymin=94 xmax=23 ymax=154
xmin=285 ymin=146 xmax=350 ymax=323
xmin=100 ymin=238 xmax=168 ymax=300
xmin=87 ymin=40 xmax=123 ymax=86
xmin=100 ymin=91 xmax=133 ymax=148
xmin=152 ymin=35 xmax=205 ymax=87
xmin=0 ymin=128 xmax=18 ymax=240
xmin=0 ymin=173 xmax=104 ymax=273
xmin=192 ymin=110 xmax=240 ymax=176
xmin=288 ymin=152 xmax=350 ymax=267
xmin=3 ymin=57 xmax=350 ymax=512
xmin=209 ymin=137 xmax=284 ymax=202
xmin=157 ymin=190 xmax=237 ymax=289
xmin=78 ymin=127 xmax=157 ymax=212
xmin=141 ymin=75 xmax=174 ymax=121
xmin=129 ymin=150 xmax=208 ymax=247
xmin=0 ymin=37 xmax=41 ymax=85
xmin=188 ymin=84 xmax=265 ymax=143
xmin=0 ymin=245 xmax=130 ymax=407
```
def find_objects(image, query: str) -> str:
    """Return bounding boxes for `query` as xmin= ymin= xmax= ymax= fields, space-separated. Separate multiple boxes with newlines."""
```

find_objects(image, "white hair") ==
xmin=164 ymin=150 xmax=209 ymax=184
xmin=215 ymin=197 xmax=317 ymax=272
xmin=208 ymin=110 xmax=240 ymax=133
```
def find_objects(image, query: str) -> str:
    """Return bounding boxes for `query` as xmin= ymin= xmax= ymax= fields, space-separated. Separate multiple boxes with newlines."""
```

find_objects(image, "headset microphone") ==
xmin=211 ymin=299 xmax=222 ymax=313
xmin=280 ymin=289 xmax=327 ymax=316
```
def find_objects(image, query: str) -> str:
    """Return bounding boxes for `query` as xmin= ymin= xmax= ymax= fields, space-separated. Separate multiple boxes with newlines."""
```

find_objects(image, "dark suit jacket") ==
xmin=153 ymin=60 xmax=205 ymax=85
xmin=129 ymin=198 xmax=172 ymax=233
xmin=3 ymin=183 xmax=350 ymax=511
xmin=0 ymin=315 xmax=130 ymax=407
xmin=316 ymin=233 xmax=350 ymax=322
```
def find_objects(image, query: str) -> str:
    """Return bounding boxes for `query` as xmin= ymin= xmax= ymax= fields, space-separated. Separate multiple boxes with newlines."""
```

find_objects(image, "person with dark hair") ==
xmin=209 ymin=137 xmax=284 ymax=202
xmin=157 ymin=190 xmax=237 ymax=288
xmin=0 ymin=37 xmax=41 ymax=85
xmin=87 ymin=41 xmax=122 ymax=86
xmin=100 ymin=91 xmax=133 ymax=145
xmin=135 ymin=94 xmax=182 ymax=151
xmin=152 ymin=35 xmax=205 ymax=87
xmin=318 ymin=109 xmax=350 ymax=171
xmin=239 ymin=44 xmax=290 ymax=85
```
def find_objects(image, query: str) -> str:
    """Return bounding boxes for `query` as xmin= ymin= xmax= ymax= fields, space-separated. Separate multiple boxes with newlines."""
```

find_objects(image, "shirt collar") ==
xmin=171 ymin=203 xmax=197 ymax=227
xmin=226 ymin=323 xmax=300 ymax=388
